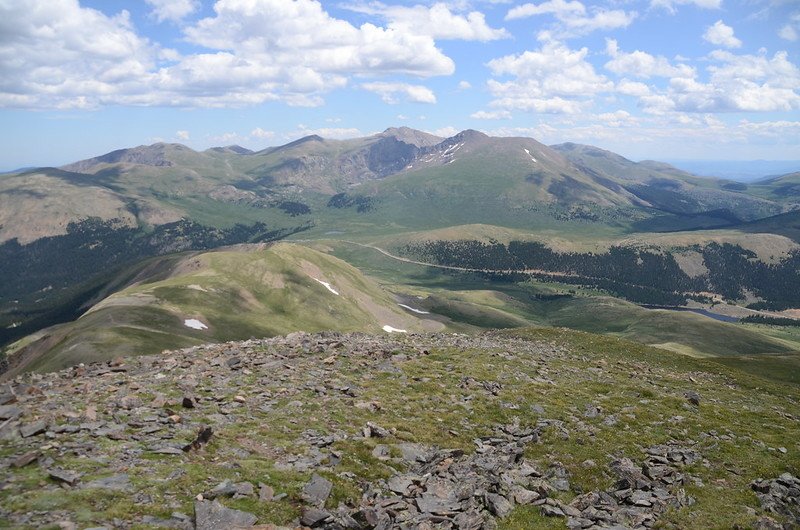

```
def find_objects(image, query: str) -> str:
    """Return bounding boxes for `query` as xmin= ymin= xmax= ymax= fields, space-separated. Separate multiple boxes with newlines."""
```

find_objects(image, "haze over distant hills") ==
xmin=666 ymin=160 xmax=800 ymax=182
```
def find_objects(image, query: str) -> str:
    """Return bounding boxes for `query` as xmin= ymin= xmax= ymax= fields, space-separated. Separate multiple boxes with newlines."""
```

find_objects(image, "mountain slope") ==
xmin=1 ymin=243 xmax=443 ymax=376
xmin=0 ymin=168 xmax=146 ymax=244
xmin=552 ymin=142 xmax=783 ymax=222
xmin=747 ymin=171 xmax=800 ymax=204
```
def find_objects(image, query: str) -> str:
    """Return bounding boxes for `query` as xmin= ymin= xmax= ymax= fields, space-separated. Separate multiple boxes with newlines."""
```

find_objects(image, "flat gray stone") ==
xmin=49 ymin=468 xmax=81 ymax=486
xmin=150 ymin=446 xmax=184 ymax=455
xmin=302 ymin=473 xmax=332 ymax=507
xmin=396 ymin=443 xmax=432 ymax=463
xmin=416 ymin=494 xmax=462 ymax=515
xmin=11 ymin=451 xmax=39 ymax=468
xmin=512 ymin=487 xmax=541 ymax=505
xmin=19 ymin=420 xmax=47 ymax=438
xmin=194 ymin=499 xmax=256 ymax=530
xmin=387 ymin=475 xmax=414 ymax=494
xmin=0 ymin=405 xmax=21 ymax=420
xmin=486 ymin=493 xmax=514 ymax=517
xmin=300 ymin=507 xmax=331 ymax=527
xmin=83 ymin=474 xmax=132 ymax=492
xmin=453 ymin=510 xmax=485 ymax=530
xmin=258 ymin=483 xmax=274 ymax=501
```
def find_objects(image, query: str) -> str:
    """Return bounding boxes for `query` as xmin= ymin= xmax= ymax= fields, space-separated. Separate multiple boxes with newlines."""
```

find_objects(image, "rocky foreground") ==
xmin=0 ymin=330 xmax=798 ymax=529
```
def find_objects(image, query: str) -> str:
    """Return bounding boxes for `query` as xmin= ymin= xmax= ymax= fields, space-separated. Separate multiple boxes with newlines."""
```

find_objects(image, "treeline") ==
xmin=701 ymin=243 xmax=800 ymax=310
xmin=741 ymin=315 xmax=800 ymax=327
xmin=327 ymin=193 xmax=375 ymax=213
xmin=404 ymin=240 xmax=800 ymax=308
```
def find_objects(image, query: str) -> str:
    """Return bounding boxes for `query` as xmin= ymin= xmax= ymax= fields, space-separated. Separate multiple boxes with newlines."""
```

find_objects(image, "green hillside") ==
xmin=322 ymin=238 xmax=800 ymax=358
xmin=1 ymin=243 xmax=444 ymax=376
xmin=746 ymin=171 xmax=800 ymax=204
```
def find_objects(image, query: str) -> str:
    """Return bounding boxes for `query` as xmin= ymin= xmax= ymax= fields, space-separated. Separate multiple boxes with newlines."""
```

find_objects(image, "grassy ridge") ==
xmin=2 ymin=243 xmax=445 ymax=375
xmin=323 ymin=239 xmax=800 ymax=358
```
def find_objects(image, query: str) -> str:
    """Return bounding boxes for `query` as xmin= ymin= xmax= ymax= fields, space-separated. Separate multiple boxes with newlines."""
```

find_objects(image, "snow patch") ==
xmin=313 ymin=278 xmax=340 ymax=295
xmin=382 ymin=325 xmax=407 ymax=333
xmin=524 ymin=148 xmax=537 ymax=163
xmin=398 ymin=303 xmax=429 ymax=314
xmin=184 ymin=319 xmax=208 ymax=330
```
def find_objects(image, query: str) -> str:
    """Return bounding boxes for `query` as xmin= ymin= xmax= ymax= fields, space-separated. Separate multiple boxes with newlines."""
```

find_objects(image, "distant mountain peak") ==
xmin=449 ymin=129 xmax=490 ymax=143
xmin=295 ymin=134 xmax=325 ymax=144
xmin=379 ymin=127 xmax=442 ymax=148
xmin=207 ymin=145 xmax=254 ymax=155
xmin=61 ymin=143 xmax=198 ymax=172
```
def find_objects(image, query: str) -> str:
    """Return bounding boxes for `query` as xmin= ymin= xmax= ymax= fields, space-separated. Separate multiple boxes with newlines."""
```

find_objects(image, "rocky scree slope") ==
xmin=0 ymin=329 xmax=798 ymax=529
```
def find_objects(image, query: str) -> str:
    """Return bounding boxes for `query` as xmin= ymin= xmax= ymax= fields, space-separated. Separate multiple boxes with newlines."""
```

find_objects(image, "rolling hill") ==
xmin=1 ymin=242 xmax=445 ymax=377
xmin=4 ymin=238 xmax=798 ymax=381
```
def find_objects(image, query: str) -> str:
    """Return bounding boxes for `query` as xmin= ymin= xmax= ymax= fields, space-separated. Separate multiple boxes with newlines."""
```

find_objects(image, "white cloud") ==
xmin=210 ymin=131 xmax=248 ymax=144
xmin=650 ymin=0 xmax=721 ymax=14
xmin=506 ymin=0 xmax=585 ymax=20
xmin=0 ymin=1 xmax=159 ymax=109
xmin=598 ymin=110 xmax=638 ymax=127
xmin=0 ymin=0 xmax=456 ymax=110
xmin=145 ymin=0 xmax=198 ymax=23
xmin=778 ymin=17 xmax=800 ymax=42
xmin=639 ymin=94 xmax=678 ymax=114
xmin=492 ymin=114 xmax=800 ymax=160
xmin=566 ymin=10 xmax=636 ymax=33
xmin=736 ymin=119 xmax=800 ymax=139
xmin=505 ymin=0 xmax=635 ymax=35
xmin=616 ymin=79 xmax=652 ymax=97
xmin=176 ymin=130 xmax=190 ymax=140
xmin=287 ymin=125 xmax=363 ymax=140
xmin=349 ymin=2 xmax=509 ymax=41
xmin=471 ymin=110 xmax=512 ymax=119
xmin=678 ymin=50 xmax=800 ymax=112
xmin=486 ymin=41 xmax=613 ymax=114
xmin=184 ymin=0 xmax=455 ymax=78
xmin=488 ymin=125 xmax=560 ymax=141
xmin=605 ymin=39 xmax=695 ymax=79
xmin=361 ymin=82 xmax=437 ymax=104
xmin=458 ymin=81 xmax=472 ymax=90
xmin=703 ymin=20 xmax=742 ymax=49
xmin=431 ymin=126 xmax=459 ymax=137
xmin=610 ymin=47 xmax=800 ymax=114
xmin=250 ymin=127 xmax=274 ymax=139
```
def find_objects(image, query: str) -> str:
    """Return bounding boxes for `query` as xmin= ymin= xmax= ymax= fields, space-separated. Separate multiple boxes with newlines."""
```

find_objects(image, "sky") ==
xmin=0 ymin=0 xmax=798 ymax=170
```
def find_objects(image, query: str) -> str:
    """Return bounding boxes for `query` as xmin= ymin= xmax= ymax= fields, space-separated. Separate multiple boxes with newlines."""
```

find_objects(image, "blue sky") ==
xmin=1 ymin=0 xmax=798 ymax=169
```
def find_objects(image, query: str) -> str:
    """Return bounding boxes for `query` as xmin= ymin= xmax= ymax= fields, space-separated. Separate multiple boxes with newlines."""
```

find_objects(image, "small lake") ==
xmin=639 ymin=305 xmax=739 ymax=323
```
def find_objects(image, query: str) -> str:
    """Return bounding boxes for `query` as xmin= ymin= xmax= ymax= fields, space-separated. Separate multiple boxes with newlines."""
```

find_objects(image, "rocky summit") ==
xmin=0 ymin=329 xmax=798 ymax=529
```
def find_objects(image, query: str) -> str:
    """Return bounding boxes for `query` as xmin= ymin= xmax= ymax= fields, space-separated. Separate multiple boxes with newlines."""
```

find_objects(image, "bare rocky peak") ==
xmin=61 ymin=143 xmax=194 ymax=172
xmin=207 ymin=145 xmax=254 ymax=155
xmin=379 ymin=127 xmax=443 ymax=148
xmin=451 ymin=129 xmax=490 ymax=142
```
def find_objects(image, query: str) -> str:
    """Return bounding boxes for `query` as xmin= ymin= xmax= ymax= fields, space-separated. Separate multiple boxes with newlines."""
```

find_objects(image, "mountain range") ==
xmin=1 ymin=127 xmax=799 ymax=376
